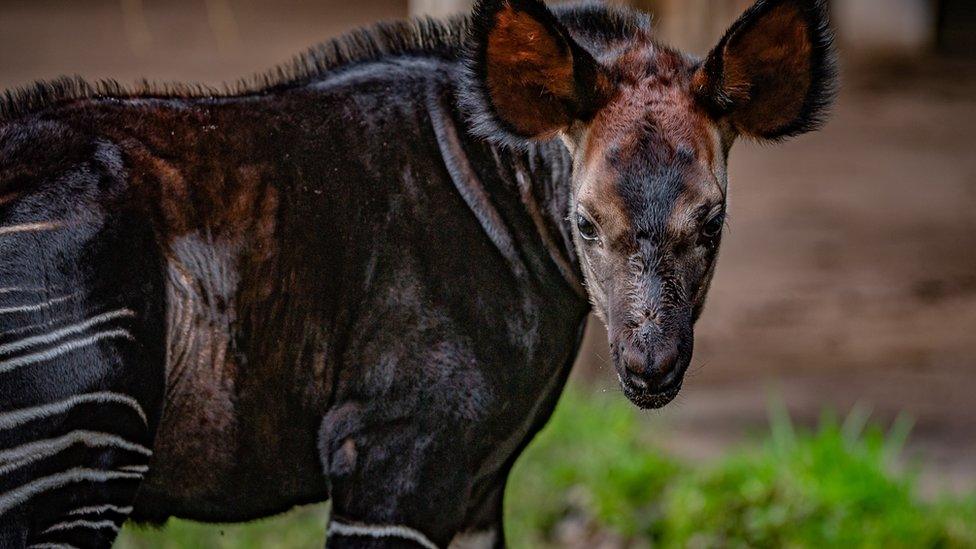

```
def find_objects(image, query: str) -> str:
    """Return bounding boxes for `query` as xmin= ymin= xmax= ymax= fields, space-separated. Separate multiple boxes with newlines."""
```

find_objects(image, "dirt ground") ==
xmin=2 ymin=0 xmax=974 ymax=493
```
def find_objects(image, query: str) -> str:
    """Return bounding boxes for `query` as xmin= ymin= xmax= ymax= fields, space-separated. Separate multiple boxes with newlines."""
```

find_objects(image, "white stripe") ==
xmin=0 ymin=467 xmax=142 ymax=515
xmin=0 ymin=392 xmax=148 ymax=430
xmin=42 ymin=519 xmax=119 ymax=534
xmin=0 ymin=431 xmax=152 ymax=476
xmin=0 ymin=309 xmax=135 ymax=356
xmin=0 ymin=221 xmax=65 ymax=237
xmin=328 ymin=520 xmax=440 ymax=549
xmin=67 ymin=504 xmax=133 ymax=517
xmin=0 ymin=287 xmax=43 ymax=294
xmin=0 ymin=313 xmax=72 ymax=338
xmin=28 ymin=544 xmax=80 ymax=549
xmin=117 ymin=464 xmax=149 ymax=474
xmin=0 ymin=329 xmax=132 ymax=374
xmin=0 ymin=294 xmax=77 ymax=315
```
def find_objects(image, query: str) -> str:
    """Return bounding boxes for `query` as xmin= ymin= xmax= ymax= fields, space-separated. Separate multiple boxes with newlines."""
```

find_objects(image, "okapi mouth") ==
xmin=620 ymin=378 xmax=683 ymax=410
xmin=611 ymin=332 xmax=692 ymax=409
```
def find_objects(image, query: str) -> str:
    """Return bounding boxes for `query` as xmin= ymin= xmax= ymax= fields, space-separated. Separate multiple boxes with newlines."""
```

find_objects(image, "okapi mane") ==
xmin=0 ymin=3 xmax=648 ymax=125
xmin=0 ymin=16 xmax=468 ymax=124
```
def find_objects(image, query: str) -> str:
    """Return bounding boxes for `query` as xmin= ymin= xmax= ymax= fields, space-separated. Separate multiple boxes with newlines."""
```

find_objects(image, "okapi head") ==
xmin=464 ymin=0 xmax=837 ymax=408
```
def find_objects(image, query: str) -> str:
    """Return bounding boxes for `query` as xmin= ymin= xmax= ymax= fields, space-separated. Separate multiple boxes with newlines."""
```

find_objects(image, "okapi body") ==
xmin=0 ymin=0 xmax=835 ymax=547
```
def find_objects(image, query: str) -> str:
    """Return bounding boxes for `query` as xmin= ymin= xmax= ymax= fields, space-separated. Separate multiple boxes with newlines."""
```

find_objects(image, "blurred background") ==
xmin=2 ymin=0 xmax=973 ymax=546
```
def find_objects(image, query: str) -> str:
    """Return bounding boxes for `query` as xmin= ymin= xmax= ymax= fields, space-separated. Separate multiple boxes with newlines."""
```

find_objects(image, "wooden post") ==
xmin=937 ymin=0 xmax=976 ymax=55
xmin=651 ymin=0 xmax=750 ymax=54
xmin=834 ymin=0 xmax=935 ymax=55
xmin=409 ymin=0 xmax=473 ymax=19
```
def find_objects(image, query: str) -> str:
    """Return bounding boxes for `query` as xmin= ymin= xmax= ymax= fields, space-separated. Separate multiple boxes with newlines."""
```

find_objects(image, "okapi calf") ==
xmin=0 ymin=0 xmax=835 ymax=546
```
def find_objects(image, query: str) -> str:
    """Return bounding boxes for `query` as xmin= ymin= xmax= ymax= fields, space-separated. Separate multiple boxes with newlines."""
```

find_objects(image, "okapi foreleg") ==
xmin=318 ymin=401 xmax=472 ymax=548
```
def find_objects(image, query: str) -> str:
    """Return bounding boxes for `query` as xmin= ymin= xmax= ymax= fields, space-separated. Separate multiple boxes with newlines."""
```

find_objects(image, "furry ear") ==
xmin=693 ymin=0 xmax=837 ymax=140
xmin=462 ymin=0 xmax=613 ymax=146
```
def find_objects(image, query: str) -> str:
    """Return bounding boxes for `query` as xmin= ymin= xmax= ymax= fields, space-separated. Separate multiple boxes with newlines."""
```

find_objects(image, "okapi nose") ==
xmin=617 ymin=339 xmax=681 ymax=390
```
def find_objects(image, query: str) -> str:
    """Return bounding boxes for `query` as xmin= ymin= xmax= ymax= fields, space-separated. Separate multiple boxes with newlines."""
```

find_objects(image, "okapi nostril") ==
xmin=658 ymin=366 xmax=679 ymax=389
xmin=618 ymin=342 xmax=648 ymax=377
xmin=652 ymin=341 xmax=681 ymax=375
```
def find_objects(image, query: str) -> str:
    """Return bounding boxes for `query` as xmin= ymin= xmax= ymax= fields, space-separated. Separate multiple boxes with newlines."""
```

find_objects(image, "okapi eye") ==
xmin=702 ymin=212 xmax=725 ymax=239
xmin=577 ymin=213 xmax=599 ymax=242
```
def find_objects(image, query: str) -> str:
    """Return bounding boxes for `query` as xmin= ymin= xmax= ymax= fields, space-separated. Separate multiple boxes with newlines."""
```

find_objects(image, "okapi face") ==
xmin=465 ymin=0 xmax=836 ymax=408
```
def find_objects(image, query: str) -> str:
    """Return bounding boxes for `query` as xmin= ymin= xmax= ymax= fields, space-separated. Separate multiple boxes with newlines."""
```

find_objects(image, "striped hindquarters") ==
xmin=0 ymin=132 xmax=167 ymax=548
xmin=0 ymin=290 xmax=157 ymax=548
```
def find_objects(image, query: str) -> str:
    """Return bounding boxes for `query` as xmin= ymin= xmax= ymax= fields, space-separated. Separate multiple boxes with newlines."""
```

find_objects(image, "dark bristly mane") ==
xmin=0 ymin=3 xmax=649 ymax=124
xmin=0 ymin=16 xmax=469 ymax=123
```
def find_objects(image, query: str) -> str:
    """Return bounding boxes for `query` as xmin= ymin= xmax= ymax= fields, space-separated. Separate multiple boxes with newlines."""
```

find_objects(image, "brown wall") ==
xmin=0 ymin=0 xmax=407 ymax=90
xmin=634 ymin=0 xmax=964 ymax=58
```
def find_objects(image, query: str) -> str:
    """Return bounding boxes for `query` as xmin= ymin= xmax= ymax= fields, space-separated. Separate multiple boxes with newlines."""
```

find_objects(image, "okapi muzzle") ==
xmin=605 ymin=254 xmax=699 ymax=409
xmin=580 ymin=169 xmax=724 ymax=409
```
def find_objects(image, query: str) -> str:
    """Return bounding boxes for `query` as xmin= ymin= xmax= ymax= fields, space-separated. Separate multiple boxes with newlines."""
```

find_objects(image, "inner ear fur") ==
xmin=464 ymin=0 xmax=613 ymax=145
xmin=694 ymin=0 xmax=837 ymax=140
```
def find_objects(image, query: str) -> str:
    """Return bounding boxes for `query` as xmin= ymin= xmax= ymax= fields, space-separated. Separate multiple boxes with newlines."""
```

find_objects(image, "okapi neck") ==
xmin=429 ymin=89 xmax=586 ymax=302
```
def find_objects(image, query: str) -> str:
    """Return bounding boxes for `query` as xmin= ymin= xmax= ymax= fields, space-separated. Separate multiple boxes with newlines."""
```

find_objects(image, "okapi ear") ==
xmin=462 ymin=0 xmax=614 ymax=146
xmin=693 ymin=0 xmax=837 ymax=141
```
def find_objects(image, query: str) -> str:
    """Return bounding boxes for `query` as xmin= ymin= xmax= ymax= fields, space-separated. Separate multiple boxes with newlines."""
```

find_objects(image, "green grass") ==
xmin=117 ymin=504 xmax=329 ymax=549
xmin=117 ymin=388 xmax=976 ymax=548
xmin=505 ymin=390 xmax=976 ymax=548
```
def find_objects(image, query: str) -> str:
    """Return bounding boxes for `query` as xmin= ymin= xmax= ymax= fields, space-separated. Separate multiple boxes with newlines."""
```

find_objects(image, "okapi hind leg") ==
xmin=0 ymin=293 xmax=165 ymax=548
xmin=0 ymin=144 xmax=167 ymax=548
xmin=0 ymin=285 xmax=165 ymax=548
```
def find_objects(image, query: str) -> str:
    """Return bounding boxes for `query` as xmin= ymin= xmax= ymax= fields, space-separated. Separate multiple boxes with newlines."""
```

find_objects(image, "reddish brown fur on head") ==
xmin=714 ymin=6 xmax=813 ymax=134
xmin=464 ymin=0 xmax=837 ymax=408
xmin=465 ymin=0 xmax=614 ymax=146
xmin=573 ymin=42 xmax=725 ymax=248
xmin=693 ymin=0 xmax=836 ymax=139
xmin=485 ymin=8 xmax=577 ymax=138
